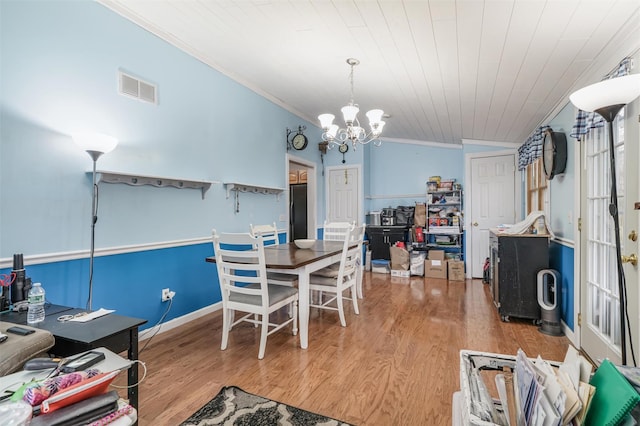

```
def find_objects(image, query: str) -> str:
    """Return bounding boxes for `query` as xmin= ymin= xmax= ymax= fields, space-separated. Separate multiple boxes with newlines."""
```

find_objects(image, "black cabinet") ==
xmin=366 ymin=226 xmax=407 ymax=260
xmin=490 ymin=231 xmax=549 ymax=322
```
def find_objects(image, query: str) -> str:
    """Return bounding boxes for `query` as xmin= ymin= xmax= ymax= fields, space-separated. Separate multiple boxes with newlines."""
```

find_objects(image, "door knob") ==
xmin=622 ymin=253 xmax=638 ymax=267
xmin=473 ymin=222 xmax=478 ymax=227
xmin=629 ymin=230 xmax=638 ymax=242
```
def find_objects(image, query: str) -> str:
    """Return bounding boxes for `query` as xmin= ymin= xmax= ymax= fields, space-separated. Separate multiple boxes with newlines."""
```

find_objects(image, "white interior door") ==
xmin=326 ymin=165 xmax=360 ymax=224
xmin=580 ymin=106 xmax=639 ymax=365
xmin=467 ymin=153 xmax=517 ymax=278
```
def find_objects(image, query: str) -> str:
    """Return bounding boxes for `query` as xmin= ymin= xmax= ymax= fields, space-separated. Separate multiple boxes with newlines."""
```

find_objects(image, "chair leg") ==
xmin=258 ymin=313 xmax=269 ymax=359
xmin=337 ymin=290 xmax=346 ymax=327
xmin=221 ymin=308 xmax=231 ymax=350
xmin=357 ymin=266 xmax=364 ymax=299
xmin=292 ymin=300 xmax=298 ymax=336
xmin=351 ymin=285 xmax=360 ymax=315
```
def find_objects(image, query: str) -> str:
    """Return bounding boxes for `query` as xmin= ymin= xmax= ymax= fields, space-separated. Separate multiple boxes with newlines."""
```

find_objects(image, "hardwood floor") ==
xmin=117 ymin=273 xmax=571 ymax=425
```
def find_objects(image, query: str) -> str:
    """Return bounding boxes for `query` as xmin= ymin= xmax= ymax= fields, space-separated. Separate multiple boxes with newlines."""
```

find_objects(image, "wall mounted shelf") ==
xmin=224 ymin=182 xmax=284 ymax=200
xmin=92 ymin=170 xmax=218 ymax=199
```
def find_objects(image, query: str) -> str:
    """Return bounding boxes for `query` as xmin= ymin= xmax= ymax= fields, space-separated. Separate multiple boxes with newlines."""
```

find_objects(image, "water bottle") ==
xmin=27 ymin=282 xmax=45 ymax=324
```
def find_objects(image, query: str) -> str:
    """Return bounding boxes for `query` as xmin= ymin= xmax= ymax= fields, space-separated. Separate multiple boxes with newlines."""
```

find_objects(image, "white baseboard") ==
xmin=562 ymin=320 xmax=578 ymax=348
xmin=139 ymin=302 xmax=222 ymax=341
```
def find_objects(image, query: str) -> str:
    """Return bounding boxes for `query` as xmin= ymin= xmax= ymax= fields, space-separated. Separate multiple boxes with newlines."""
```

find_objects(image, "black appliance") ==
xmin=381 ymin=208 xmax=396 ymax=226
xmin=290 ymin=184 xmax=308 ymax=240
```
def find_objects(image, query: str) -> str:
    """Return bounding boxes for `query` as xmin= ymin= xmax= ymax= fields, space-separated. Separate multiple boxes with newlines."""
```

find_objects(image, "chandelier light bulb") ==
xmin=366 ymin=109 xmax=384 ymax=124
xmin=372 ymin=121 xmax=386 ymax=137
xmin=341 ymin=104 xmax=359 ymax=125
xmin=327 ymin=124 xmax=339 ymax=140
xmin=318 ymin=113 xmax=335 ymax=130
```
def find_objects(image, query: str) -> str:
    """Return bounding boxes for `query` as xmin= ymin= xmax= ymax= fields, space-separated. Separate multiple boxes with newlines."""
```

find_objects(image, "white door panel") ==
xmin=327 ymin=166 xmax=360 ymax=224
xmin=469 ymin=154 xmax=516 ymax=277
xmin=580 ymin=105 xmax=639 ymax=365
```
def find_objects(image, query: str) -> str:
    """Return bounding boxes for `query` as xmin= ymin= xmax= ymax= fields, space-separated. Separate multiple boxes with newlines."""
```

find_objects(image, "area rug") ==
xmin=181 ymin=385 xmax=353 ymax=426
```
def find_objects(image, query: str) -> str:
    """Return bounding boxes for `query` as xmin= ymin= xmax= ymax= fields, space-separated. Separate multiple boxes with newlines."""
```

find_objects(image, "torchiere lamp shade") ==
xmin=569 ymin=74 xmax=640 ymax=112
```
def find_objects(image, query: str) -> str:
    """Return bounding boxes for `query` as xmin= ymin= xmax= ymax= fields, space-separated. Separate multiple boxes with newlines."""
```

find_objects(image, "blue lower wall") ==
xmin=549 ymin=240 xmax=574 ymax=330
xmin=1 ymin=243 xmax=218 ymax=331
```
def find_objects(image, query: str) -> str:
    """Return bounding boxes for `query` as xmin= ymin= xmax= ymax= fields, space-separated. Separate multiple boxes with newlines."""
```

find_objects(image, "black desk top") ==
xmin=0 ymin=304 xmax=147 ymax=344
xmin=0 ymin=303 xmax=72 ymax=323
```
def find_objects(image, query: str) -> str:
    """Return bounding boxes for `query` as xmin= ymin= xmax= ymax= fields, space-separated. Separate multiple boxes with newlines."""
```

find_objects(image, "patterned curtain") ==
xmin=570 ymin=57 xmax=633 ymax=140
xmin=517 ymin=125 xmax=551 ymax=171
xmin=517 ymin=57 xmax=633 ymax=169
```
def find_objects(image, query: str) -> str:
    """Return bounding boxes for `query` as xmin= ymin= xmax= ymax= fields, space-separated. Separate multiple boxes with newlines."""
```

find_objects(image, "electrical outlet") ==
xmin=161 ymin=288 xmax=172 ymax=302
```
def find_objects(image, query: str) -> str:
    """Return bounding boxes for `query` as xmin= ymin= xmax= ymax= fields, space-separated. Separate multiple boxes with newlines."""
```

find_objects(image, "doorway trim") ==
xmin=286 ymin=153 xmax=317 ymax=240
xmin=464 ymin=148 xmax=521 ymax=278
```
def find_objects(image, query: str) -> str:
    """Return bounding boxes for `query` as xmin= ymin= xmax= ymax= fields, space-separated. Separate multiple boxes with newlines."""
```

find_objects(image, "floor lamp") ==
xmin=570 ymin=73 xmax=640 ymax=366
xmin=72 ymin=133 xmax=118 ymax=310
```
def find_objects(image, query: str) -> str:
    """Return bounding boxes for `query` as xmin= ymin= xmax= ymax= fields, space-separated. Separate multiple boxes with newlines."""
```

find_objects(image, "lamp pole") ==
xmin=87 ymin=150 xmax=103 ymax=311
xmin=595 ymin=104 xmax=628 ymax=365
xmin=73 ymin=133 xmax=117 ymax=312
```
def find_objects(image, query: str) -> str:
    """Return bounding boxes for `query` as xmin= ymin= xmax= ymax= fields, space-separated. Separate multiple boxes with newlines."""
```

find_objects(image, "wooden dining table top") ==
xmin=205 ymin=240 xmax=350 ymax=270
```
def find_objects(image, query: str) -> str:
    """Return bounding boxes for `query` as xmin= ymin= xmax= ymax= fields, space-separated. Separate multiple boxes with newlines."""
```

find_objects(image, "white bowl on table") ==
xmin=294 ymin=239 xmax=315 ymax=249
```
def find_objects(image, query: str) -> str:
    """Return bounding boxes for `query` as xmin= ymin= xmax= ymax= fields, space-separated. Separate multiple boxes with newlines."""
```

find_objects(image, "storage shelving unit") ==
xmin=426 ymin=188 xmax=463 ymax=260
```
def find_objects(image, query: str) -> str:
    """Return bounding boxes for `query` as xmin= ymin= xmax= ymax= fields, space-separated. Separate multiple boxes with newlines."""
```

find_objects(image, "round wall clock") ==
xmin=338 ymin=143 xmax=348 ymax=163
xmin=291 ymin=132 xmax=308 ymax=150
xmin=542 ymin=129 xmax=567 ymax=180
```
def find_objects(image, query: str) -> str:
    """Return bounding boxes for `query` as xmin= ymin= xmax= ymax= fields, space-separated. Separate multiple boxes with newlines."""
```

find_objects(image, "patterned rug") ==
xmin=181 ymin=386 xmax=353 ymax=426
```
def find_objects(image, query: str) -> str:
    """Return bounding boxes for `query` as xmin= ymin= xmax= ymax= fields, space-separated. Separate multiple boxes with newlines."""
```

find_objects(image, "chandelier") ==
xmin=318 ymin=58 xmax=385 ymax=150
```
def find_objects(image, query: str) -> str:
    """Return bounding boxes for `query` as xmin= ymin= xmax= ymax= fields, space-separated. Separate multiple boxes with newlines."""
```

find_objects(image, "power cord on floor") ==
xmin=139 ymin=296 xmax=173 ymax=354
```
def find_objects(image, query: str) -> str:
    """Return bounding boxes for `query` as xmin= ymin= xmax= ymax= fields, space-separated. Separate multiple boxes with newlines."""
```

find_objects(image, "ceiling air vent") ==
xmin=118 ymin=71 xmax=157 ymax=104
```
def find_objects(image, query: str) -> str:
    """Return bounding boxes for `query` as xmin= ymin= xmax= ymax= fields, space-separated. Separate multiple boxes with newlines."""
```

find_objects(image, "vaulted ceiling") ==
xmin=99 ymin=0 xmax=640 ymax=146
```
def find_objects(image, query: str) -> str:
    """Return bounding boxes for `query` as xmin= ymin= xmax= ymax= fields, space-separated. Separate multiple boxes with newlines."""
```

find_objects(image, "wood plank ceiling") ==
xmin=99 ymin=0 xmax=640 ymax=146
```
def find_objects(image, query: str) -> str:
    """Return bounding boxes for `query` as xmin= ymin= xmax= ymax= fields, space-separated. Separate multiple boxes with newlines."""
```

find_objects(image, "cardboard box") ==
xmin=390 ymin=246 xmax=410 ymax=271
xmin=428 ymin=250 xmax=446 ymax=260
xmin=448 ymin=260 xmax=465 ymax=281
xmin=391 ymin=269 xmax=410 ymax=278
xmin=425 ymin=259 xmax=447 ymax=279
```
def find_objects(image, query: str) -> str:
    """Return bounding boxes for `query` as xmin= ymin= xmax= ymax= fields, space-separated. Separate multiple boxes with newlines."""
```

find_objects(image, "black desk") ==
xmin=0 ymin=304 xmax=146 ymax=412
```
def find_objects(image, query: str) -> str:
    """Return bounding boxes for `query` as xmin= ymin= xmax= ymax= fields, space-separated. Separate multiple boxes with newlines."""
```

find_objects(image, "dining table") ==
xmin=206 ymin=240 xmax=351 ymax=349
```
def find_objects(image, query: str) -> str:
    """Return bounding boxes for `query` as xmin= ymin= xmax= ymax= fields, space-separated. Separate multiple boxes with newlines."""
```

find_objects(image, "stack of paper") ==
xmin=498 ymin=211 xmax=555 ymax=238
xmin=493 ymin=346 xmax=594 ymax=426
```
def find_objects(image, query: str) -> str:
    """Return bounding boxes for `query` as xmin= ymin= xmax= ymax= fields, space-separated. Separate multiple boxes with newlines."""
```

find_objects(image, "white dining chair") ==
xmin=309 ymin=224 xmax=360 ymax=326
xmin=249 ymin=223 xmax=299 ymax=288
xmin=351 ymin=224 xmax=366 ymax=299
xmin=322 ymin=220 xmax=355 ymax=241
xmin=323 ymin=221 xmax=365 ymax=299
xmin=212 ymin=230 xmax=298 ymax=359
